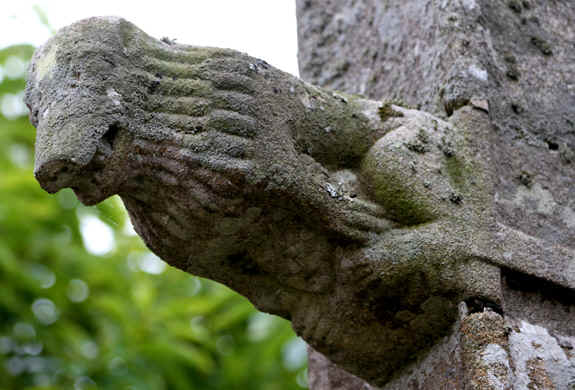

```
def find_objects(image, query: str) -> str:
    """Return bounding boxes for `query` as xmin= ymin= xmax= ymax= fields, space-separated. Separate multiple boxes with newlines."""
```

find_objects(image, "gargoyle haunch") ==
xmin=26 ymin=16 xmax=506 ymax=386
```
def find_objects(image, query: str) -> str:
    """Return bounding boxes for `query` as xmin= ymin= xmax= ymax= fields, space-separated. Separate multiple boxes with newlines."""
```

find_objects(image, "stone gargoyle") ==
xmin=25 ymin=17 xmax=575 ymax=387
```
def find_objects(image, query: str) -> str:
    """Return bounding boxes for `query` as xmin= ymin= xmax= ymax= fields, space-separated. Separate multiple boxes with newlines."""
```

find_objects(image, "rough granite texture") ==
xmin=25 ymin=1 xmax=575 ymax=387
xmin=297 ymin=0 xmax=575 ymax=388
xmin=297 ymin=0 xmax=575 ymax=250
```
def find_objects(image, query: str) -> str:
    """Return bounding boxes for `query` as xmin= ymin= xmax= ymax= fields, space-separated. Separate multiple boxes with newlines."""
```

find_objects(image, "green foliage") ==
xmin=0 ymin=45 xmax=307 ymax=390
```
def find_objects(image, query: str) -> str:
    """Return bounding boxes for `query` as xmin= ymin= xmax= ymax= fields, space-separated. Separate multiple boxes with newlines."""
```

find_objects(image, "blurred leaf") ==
xmin=32 ymin=5 xmax=56 ymax=35
xmin=0 ymin=45 xmax=35 ymax=64
xmin=210 ymin=299 xmax=255 ymax=332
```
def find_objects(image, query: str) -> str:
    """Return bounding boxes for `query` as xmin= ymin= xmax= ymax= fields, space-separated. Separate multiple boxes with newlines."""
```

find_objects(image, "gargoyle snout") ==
xmin=35 ymin=159 xmax=81 ymax=194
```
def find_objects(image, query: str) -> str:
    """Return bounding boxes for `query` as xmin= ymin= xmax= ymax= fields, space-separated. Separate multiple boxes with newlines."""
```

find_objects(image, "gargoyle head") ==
xmin=26 ymin=17 xmax=143 ymax=205
xmin=26 ymin=16 xmax=354 ymax=299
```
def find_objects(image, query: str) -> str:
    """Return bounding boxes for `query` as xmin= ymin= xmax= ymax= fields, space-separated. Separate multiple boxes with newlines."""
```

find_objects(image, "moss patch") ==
xmin=384 ymin=194 xmax=435 ymax=225
xmin=445 ymin=156 xmax=467 ymax=191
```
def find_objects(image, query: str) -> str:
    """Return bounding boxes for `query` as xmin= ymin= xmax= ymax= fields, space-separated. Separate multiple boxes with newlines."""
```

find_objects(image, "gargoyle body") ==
xmin=26 ymin=17 xmax=572 ymax=387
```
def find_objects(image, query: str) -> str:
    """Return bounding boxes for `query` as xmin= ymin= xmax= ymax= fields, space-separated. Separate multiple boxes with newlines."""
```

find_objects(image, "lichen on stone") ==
xmin=378 ymin=101 xmax=405 ymax=122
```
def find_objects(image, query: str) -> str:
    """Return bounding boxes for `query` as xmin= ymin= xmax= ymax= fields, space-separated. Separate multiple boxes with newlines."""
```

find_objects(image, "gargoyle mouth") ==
xmin=67 ymin=151 xmax=124 ymax=206
xmin=71 ymin=185 xmax=110 ymax=206
xmin=34 ymin=120 xmax=128 ymax=205
xmin=35 ymin=159 xmax=82 ymax=194
xmin=35 ymin=160 xmax=109 ymax=206
xmin=35 ymin=147 xmax=120 ymax=206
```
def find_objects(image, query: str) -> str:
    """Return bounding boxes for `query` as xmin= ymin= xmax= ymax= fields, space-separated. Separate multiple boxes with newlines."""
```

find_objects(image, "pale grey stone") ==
xmin=25 ymin=0 xmax=575 ymax=386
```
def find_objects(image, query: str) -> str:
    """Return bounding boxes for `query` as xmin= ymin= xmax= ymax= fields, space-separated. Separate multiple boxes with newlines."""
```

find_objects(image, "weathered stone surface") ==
xmin=26 ymin=4 xmax=575 ymax=387
xmin=297 ymin=0 xmax=575 ymax=251
xmin=296 ymin=0 xmax=575 ymax=388
xmin=308 ymin=346 xmax=376 ymax=390
xmin=503 ymin=271 xmax=575 ymax=389
xmin=24 ymin=16 xmax=501 ymax=387
xmin=459 ymin=309 xmax=511 ymax=389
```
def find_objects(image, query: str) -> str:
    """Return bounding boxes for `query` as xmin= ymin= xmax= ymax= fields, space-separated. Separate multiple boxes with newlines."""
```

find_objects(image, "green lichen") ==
xmin=518 ymin=171 xmax=532 ymax=187
xmin=440 ymin=136 xmax=455 ymax=157
xmin=389 ymin=196 xmax=434 ymax=225
xmin=504 ymin=54 xmax=517 ymax=64
xmin=417 ymin=128 xmax=430 ymax=144
xmin=379 ymin=102 xmax=405 ymax=122
xmin=508 ymin=0 xmax=522 ymax=13
xmin=368 ymin=177 xmax=435 ymax=225
xmin=449 ymin=191 xmax=463 ymax=205
xmin=405 ymin=141 xmax=428 ymax=154
xmin=530 ymin=36 xmax=553 ymax=56
xmin=506 ymin=67 xmax=521 ymax=81
xmin=403 ymin=129 xmax=432 ymax=154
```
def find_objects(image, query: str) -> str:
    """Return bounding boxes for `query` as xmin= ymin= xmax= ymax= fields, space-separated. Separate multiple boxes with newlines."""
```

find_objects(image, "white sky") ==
xmin=1 ymin=0 xmax=299 ymax=76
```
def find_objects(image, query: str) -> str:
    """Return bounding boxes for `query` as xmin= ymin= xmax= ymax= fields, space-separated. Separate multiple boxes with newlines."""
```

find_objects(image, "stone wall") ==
xmin=297 ymin=1 xmax=575 ymax=388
